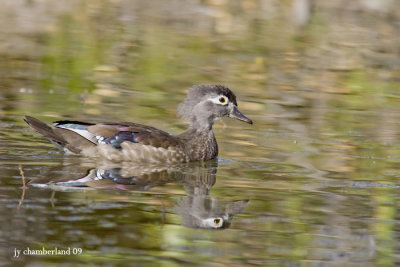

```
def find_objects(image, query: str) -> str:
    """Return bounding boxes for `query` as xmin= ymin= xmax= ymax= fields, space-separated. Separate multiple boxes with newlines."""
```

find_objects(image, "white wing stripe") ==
xmin=56 ymin=125 xmax=98 ymax=144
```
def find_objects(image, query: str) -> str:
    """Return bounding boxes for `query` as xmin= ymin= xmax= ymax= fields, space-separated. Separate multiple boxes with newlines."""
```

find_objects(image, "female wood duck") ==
xmin=24 ymin=85 xmax=252 ymax=163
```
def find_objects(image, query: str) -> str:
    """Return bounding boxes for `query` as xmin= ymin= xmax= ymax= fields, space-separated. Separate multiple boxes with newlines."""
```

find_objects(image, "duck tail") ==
xmin=24 ymin=116 xmax=98 ymax=154
xmin=24 ymin=115 xmax=68 ymax=149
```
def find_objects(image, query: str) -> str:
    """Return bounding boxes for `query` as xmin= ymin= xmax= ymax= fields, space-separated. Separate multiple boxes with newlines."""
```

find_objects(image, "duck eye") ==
xmin=219 ymin=97 xmax=226 ymax=104
xmin=214 ymin=218 xmax=221 ymax=225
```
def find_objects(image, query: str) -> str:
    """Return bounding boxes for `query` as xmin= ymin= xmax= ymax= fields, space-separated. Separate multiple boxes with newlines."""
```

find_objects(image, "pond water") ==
xmin=1 ymin=0 xmax=400 ymax=265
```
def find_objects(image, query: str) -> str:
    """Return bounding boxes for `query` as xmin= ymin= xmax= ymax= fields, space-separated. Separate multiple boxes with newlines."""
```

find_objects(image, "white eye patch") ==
xmin=209 ymin=95 xmax=229 ymax=105
xmin=202 ymin=217 xmax=224 ymax=228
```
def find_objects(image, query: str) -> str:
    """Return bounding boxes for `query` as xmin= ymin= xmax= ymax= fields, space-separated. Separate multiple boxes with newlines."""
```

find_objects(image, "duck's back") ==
xmin=24 ymin=116 xmax=189 ymax=163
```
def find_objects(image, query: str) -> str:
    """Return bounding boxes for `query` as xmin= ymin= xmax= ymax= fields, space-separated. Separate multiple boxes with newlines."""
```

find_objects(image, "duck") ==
xmin=24 ymin=84 xmax=252 ymax=163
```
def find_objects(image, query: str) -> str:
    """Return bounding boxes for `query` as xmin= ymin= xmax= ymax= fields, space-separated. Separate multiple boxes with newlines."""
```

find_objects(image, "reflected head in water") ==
xmin=30 ymin=160 xmax=249 ymax=229
xmin=24 ymin=84 xmax=252 ymax=163
xmin=174 ymin=196 xmax=248 ymax=229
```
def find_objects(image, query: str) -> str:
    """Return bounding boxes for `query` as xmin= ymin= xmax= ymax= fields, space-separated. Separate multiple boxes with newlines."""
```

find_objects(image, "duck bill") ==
xmin=230 ymin=106 xmax=253 ymax=124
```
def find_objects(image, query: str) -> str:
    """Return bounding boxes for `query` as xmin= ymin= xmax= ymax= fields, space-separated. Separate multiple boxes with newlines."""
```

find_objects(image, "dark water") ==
xmin=1 ymin=0 xmax=400 ymax=265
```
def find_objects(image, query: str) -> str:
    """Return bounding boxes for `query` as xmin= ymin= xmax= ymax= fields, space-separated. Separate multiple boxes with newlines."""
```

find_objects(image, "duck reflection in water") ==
xmin=30 ymin=160 xmax=248 ymax=229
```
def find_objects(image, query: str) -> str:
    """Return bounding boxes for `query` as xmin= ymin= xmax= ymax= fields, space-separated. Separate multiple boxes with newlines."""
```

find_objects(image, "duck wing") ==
xmin=24 ymin=116 xmax=181 ymax=155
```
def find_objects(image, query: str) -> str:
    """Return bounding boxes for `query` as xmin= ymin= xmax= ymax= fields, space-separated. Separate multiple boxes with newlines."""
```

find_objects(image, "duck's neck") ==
xmin=179 ymin=123 xmax=218 ymax=161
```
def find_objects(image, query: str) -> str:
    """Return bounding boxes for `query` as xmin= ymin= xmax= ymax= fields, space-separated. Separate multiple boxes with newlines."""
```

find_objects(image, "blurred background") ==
xmin=1 ymin=0 xmax=400 ymax=265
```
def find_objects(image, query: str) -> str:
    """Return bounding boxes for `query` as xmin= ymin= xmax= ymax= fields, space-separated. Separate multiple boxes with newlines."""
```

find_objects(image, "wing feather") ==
xmin=54 ymin=121 xmax=181 ymax=150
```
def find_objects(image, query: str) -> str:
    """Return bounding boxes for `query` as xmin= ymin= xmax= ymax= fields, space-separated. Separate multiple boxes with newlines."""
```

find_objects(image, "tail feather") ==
xmin=24 ymin=116 xmax=67 ymax=146
xmin=24 ymin=116 xmax=95 ymax=154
